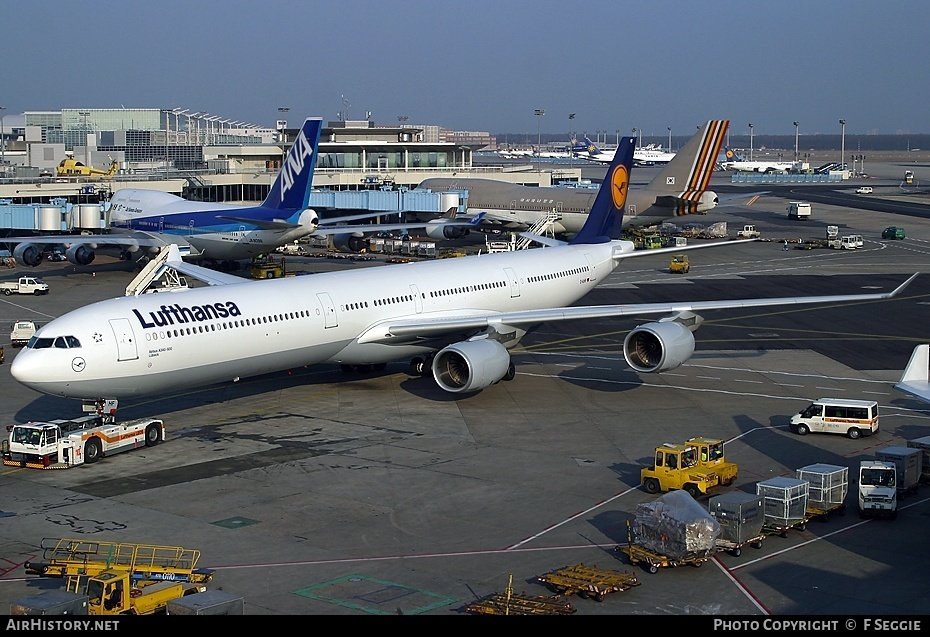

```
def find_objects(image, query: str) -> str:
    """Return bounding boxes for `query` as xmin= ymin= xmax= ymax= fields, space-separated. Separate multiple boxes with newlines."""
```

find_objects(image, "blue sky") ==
xmin=4 ymin=0 xmax=928 ymax=137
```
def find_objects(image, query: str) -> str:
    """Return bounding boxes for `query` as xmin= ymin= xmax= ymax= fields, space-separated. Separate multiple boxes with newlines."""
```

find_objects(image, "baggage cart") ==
xmin=714 ymin=535 xmax=765 ymax=557
xmin=758 ymin=477 xmax=809 ymax=536
xmin=465 ymin=576 xmax=575 ymax=615
xmin=535 ymin=563 xmax=640 ymax=601
xmin=798 ymin=463 xmax=849 ymax=521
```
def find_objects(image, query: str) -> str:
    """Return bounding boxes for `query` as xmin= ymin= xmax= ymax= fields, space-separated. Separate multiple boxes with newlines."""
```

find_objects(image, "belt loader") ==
xmin=21 ymin=538 xmax=214 ymax=615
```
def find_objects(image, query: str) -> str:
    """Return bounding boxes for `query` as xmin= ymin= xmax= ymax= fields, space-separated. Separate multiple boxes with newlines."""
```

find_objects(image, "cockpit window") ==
xmin=54 ymin=337 xmax=69 ymax=348
xmin=26 ymin=335 xmax=81 ymax=349
xmin=28 ymin=337 xmax=55 ymax=349
xmin=66 ymin=335 xmax=81 ymax=347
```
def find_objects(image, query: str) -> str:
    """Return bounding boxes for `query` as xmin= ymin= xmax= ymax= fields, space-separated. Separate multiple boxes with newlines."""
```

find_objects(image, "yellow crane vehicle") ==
xmin=22 ymin=538 xmax=213 ymax=615
xmin=56 ymin=158 xmax=119 ymax=179
xmin=684 ymin=437 xmax=738 ymax=486
xmin=640 ymin=443 xmax=723 ymax=498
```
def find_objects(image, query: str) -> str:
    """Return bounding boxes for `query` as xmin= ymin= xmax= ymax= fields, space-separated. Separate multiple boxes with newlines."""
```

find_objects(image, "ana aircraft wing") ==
xmin=358 ymin=274 xmax=917 ymax=345
xmin=161 ymin=244 xmax=247 ymax=286
xmin=2 ymin=230 xmax=172 ymax=250
xmin=217 ymin=210 xmax=403 ymax=231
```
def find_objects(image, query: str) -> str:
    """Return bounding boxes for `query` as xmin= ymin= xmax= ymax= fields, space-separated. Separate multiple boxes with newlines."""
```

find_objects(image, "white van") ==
xmin=787 ymin=202 xmax=812 ymax=219
xmin=790 ymin=398 xmax=879 ymax=439
xmin=856 ymin=186 xmax=873 ymax=194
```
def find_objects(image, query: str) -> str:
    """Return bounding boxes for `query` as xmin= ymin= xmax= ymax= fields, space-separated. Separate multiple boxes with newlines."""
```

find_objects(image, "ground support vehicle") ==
xmin=669 ymin=254 xmax=689 ymax=273
xmin=641 ymin=443 xmax=722 ymax=498
xmin=858 ymin=460 xmax=898 ymax=519
xmin=736 ymin=224 xmax=761 ymax=239
xmin=535 ymin=563 xmax=640 ymax=601
xmin=3 ymin=416 xmax=164 ymax=468
xmin=465 ymin=576 xmax=575 ymax=615
xmin=882 ymin=226 xmax=906 ymax=240
xmin=10 ymin=320 xmax=38 ymax=347
xmin=23 ymin=538 xmax=213 ymax=616
xmin=685 ymin=437 xmax=738 ymax=486
xmin=250 ymin=255 xmax=286 ymax=279
xmin=0 ymin=276 xmax=49 ymax=295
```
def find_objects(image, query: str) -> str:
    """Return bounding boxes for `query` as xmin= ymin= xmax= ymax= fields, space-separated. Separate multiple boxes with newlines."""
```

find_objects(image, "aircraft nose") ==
xmin=10 ymin=349 xmax=42 ymax=390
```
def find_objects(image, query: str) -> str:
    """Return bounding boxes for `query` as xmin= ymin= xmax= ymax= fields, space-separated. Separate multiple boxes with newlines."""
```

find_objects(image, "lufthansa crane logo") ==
xmin=72 ymin=357 xmax=86 ymax=373
xmin=610 ymin=165 xmax=630 ymax=209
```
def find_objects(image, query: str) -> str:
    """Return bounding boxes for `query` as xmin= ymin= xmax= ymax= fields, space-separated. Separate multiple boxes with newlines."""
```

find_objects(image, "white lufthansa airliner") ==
xmin=10 ymin=136 xmax=916 ymax=406
xmin=4 ymin=117 xmax=476 ymax=268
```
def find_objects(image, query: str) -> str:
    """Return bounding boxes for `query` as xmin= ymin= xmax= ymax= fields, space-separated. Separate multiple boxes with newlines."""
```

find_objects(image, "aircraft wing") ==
xmin=217 ymin=210 xmax=403 ymax=231
xmin=358 ymin=274 xmax=917 ymax=345
xmin=310 ymin=213 xmax=485 ymax=236
xmin=161 ymin=244 xmax=246 ymax=286
xmin=1 ymin=230 xmax=171 ymax=250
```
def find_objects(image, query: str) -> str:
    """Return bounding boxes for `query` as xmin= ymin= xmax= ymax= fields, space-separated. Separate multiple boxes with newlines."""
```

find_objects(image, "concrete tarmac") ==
xmin=1 ymin=170 xmax=929 ymax=617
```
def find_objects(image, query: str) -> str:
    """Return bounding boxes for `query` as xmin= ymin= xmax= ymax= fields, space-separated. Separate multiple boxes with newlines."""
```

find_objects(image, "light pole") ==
xmin=615 ymin=129 xmax=620 ymax=146
xmin=748 ymin=123 xmax=753 ymax=161
xmin=79 ymin=111 xmax=91 ymax=166
xmin=534 ymin=109 xmax=545 ymax=170
xmin=0 ymin=106 xmax=5 ymax=168
xmin=839 ymin=119 xmax=846 ymax=173
xmin=667 ymin=127 xmax=672 ymax=152
xmin=278 ymin=107 xmax=290 ymax=167
xmin=793 ymin=121 xmax=799 ymax=162
xmin=631 ymin=128 xmax=637 ymax=149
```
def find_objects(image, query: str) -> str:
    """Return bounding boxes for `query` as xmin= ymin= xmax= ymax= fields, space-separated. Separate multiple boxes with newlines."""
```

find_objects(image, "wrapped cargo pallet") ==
xmin=797 ymin=463 xmax=848 ymax=509
xmin=633 ymin=490 xmax=720 ymax=560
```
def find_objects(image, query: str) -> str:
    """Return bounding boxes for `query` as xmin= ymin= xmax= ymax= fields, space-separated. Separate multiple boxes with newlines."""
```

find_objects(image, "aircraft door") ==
xmin=316 ymin=292 xmax=338 ymax=328
xmin=584 ymin=253 xmax=596 ymax=277
xmin=410 ymin=284 xmax=423 ymax=313
xmin=108 ymin=318 xmax=139 ymax=361
xmin=504 ymin=267 xmax=521 ymax=298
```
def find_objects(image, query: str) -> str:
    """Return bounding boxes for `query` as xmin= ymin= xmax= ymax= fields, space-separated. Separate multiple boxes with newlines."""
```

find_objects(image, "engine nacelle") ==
xmin=424 ymin=221 xmax=468 ymax=240
xmin=65 ymin=244 xmax=96 ymax=265
xmin=13 ymin=243 xmax=43 ymax=267
xmin=623 ymin=321 xmax=695 ymax=373
xmin=432 ymin=339 xmax=512 ymax=394
xmin=331 ymin=232 xmax=370 ymax=253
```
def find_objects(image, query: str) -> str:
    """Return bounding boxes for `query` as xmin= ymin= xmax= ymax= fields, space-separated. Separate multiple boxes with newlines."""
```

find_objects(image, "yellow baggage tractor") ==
xmin=535 ymin=563 xmax=640 ymax=601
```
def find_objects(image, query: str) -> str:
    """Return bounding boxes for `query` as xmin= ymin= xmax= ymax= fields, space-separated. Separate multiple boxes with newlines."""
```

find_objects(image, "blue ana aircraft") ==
xmin=10 ymin=136 xmax=916 ymax=406
xmin=4 ymin=118 xmax=475 ymax=268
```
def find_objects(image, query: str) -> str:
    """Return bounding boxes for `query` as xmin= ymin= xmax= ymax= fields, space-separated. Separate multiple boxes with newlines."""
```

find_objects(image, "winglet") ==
xmin=886 ymin=272 xmax=919 ymax=298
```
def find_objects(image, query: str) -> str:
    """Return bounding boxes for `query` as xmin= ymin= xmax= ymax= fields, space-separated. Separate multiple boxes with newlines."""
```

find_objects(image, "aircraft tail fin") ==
xmin=568 ymin=136 xmax=634 ymax=245
xmin=261 ymin=117 xmax=323 ymax=211
xmin=583 ymin=136 xmax=600 ymax=155
xmin=723 ymin=146 xmax=743 ymax=162
xmin=895 ymin=344 xmax=930 ymax=404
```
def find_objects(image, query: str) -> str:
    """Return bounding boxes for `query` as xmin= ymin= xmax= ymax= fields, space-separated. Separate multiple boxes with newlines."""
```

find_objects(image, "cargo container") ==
xmin=906 ymin=435 xmax=930 ymax=484
xmin=875 ymin=446 xmax=922 ymax=497
xmin=708 ymin=491 xmax=765 ymax=555
xmin=757 ymin=477 xmax=809 ymax=535
xmin=797 ymin=463 xmax=848 ymax=518
xmin=166 ymin=589 xmax=244 ymax=615
xmin=10 ymin=590 xmax=88 ymax=615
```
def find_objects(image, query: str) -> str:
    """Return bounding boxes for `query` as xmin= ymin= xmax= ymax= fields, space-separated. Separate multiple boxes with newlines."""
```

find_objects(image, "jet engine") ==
xmin=331 ymin=232 xmax=370 ymax=253
xmin=623 ymin=320 xmax=696 ymax=373
xmin=13 ymin=243 xmax=44 ymax=267
xmin=65 ymin=244 xmax=96 ymax=265
xmin=424 ymin=221 xmax=469 ymax=241
xmin=432 ymin=339 xmax=512 ymax=394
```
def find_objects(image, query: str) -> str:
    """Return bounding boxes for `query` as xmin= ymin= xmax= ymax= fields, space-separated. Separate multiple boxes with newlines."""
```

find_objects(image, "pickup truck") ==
xmin=0 ymin=277 xmax=49 ymax=296
xmin=736 ymin=225 xmax=761 ymax=239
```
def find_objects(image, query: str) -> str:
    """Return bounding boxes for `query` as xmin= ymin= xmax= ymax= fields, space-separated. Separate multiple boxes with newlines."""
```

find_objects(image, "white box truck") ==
xmin=858 ymin=460 xmax=897 ymax=519
xmin=787 ymin=202 xmax=812 ymax=219
xmin=875 ymin=446 xmax=922 ymax=498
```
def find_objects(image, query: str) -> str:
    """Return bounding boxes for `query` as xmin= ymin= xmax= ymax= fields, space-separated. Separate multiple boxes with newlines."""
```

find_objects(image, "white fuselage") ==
xmin=11 ymin=242 xmax=620 ymax=399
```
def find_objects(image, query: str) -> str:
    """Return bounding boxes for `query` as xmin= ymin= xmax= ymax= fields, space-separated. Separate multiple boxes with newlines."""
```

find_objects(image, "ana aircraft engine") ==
xmin=65 ymin=244 xmax=96 ymax=265
xmin=623 ymin=321 xmax=695 ymax=373
xmin=331 ymin=232 xmax=370 ymax=253
xmin=432 ymin=339 xmax=513 ymax=393
xmin=424 ymin=222 xmax=469 ymax=241
xmin=13 ymin=243 xmax=44 ymax=267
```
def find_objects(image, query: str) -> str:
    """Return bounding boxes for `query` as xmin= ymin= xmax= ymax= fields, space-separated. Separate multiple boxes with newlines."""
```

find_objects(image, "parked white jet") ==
xmin=10 ymin=136 xmax=916 ymax=408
